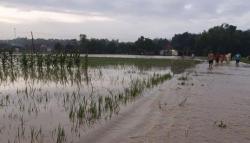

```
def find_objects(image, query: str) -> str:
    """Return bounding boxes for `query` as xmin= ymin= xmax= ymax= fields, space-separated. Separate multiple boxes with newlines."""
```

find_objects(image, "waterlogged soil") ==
xmin=0 ymin=63 xmax=173 ymax=143
xmin=77 ymin=62 xmax=250 ymax=143
xmin=2 ymin=56 xmax=248 ymax=143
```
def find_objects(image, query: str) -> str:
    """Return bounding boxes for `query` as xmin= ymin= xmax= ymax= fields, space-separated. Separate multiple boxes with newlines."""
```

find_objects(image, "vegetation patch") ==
xmin=242 ymin=58 xmax=250 ymax=64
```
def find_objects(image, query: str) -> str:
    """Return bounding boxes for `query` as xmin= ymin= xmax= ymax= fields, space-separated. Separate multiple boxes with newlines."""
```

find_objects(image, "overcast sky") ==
xmin=0 ymin=0 xmax=249 ymax=41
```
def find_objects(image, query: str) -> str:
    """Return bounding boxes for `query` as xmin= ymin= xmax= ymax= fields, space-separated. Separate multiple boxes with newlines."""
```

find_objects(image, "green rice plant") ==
xmin=28 ymin=54 xmax=35 ymax=69
xmin=8 ymin=50 xmax=15 ymax=69
xmin=0 ymin=68 xmax=3 ymax=82
xmin=69 ymin=106 xmax=75 ymax=122
xmin=21 ymin=53 xmax=28 ymax=68
xmin=66 ymin=56 xmax=72 ymax=69
xmin=88 ymin=99 xmax=98 ymax=121
xmin=73 ymin=53 xmax=81 ymax=68
xmin=30 ymin=126 xmax=42 ymax=143
xmin=45 ymin=54 xmax=52 ymax=68
xmin=77 ymin=103 xmax=86 ymax=124
xmin=98 ymin=96 xmax=103 ymax=118
xmin=1 ymin=51 xmax=7 ymax=70
xmin=59 ymin=53 xmax=66 ymax=68
xmin=72 ymin=97 xmax=86 ymax=122
xmin=56 ymin=125 xmax=66 ymax=143
xmin=36 ymin=54 xmax=44 ymax=69
xmin=5 ymin=95 xmax=10 ymax=105
xmin=52 ymin=54 xmax=60 ymax=68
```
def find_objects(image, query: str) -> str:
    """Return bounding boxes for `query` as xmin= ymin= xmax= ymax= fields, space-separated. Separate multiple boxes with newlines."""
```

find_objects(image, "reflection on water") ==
xmin=0 ymin=54 xmax=173 ymax=143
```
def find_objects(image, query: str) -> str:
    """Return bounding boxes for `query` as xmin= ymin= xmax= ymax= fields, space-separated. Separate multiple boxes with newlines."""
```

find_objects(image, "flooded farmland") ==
xmin=0 ymin=53 xmax=198 ymax=143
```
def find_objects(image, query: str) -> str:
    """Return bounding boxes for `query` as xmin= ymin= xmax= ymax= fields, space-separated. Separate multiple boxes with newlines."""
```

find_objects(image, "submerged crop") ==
xmin=0 ymin=51 xmax=197 ymax=143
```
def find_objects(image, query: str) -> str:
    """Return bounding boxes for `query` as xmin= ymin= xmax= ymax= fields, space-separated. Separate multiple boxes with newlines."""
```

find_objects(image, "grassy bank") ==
xmin=0 ymin=54 xmax=200 ymax=83
xmin=242 ymin=58 xmax=250 ymax=64
xmin=85 ymin=57 xmax=200 ymax=74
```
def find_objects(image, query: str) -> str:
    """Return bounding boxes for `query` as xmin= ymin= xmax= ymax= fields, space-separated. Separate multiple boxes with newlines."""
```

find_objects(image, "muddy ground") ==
xmin=79 ymin=62 xmax=250 ymax=143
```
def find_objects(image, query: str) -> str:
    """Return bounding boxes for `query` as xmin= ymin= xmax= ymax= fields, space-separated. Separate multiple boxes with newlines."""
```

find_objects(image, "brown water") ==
xmin=76 ymin=62 xmax=250 ymax=143
xmin=0 ymin=62 xmax=172 ymax=143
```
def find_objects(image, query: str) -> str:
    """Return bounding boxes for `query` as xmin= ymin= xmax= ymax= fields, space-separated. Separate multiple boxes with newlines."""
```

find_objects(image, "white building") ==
xmin=160 ymin=44 xmax=178 ymax=56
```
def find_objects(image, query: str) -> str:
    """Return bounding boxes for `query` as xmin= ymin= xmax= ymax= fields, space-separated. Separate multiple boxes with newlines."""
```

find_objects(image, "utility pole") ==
xmin=14 ymin=28 xmax=16 ymax=39
xmin=31 ymin=31 xmax=35 ymax=53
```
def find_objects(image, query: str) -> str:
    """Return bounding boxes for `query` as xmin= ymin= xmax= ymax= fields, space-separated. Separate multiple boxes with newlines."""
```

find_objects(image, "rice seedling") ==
xmin=20 ymin=115 xmax=25 ymax=138
xmin=30 ymin=126 xmax=42 ymax=143
xmin=56 ymin=125 xmax=66 ymax=143
xmin=77 ymin=103 xmax=86 ymax=123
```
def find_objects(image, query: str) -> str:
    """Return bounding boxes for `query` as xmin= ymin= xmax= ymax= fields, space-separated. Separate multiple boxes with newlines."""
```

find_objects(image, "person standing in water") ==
xmin=235 ymin=53 xmax=241 ymax=66
xmin=208 ymin=51 xmax=214 ymax=69
xmin=215 ymin=53 xmax=220 ymax=64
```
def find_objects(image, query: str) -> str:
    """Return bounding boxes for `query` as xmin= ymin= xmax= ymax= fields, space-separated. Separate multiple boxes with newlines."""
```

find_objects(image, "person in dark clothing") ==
xmin=235 ymin=53 xmax=241 ymax=66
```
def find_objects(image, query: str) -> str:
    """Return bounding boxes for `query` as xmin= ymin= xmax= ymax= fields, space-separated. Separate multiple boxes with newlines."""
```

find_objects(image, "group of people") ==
xmin=208 ymin=52 xmax=241 ymax=69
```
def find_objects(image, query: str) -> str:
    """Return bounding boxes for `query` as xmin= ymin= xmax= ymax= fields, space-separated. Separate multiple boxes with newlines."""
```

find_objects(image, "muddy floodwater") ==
xmin=0 ymin=54 xmax=186 ymax=143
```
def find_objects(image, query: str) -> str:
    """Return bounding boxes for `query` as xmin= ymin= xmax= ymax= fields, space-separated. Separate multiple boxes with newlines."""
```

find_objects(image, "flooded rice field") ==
xmin=0 ymin=53 xmax=198 ymax=143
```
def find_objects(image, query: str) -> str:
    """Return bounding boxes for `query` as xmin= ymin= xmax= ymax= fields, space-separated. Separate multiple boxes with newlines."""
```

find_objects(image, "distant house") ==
xmin=15 ymin=48 xmax=20 ymax=53
xmin=160 ymin=44 xmax=178 ymax=56
xmin=11 ymin=43 xmax=25 ymax=53
xmin=40 ymin=44 xmax=52 ymax=53
xmin=47 ymin=48 xmax=52 ymax=52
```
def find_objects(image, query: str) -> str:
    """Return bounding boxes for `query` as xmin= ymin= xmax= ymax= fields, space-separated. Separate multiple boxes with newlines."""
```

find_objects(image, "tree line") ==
xmin=172 ymin=23 xmax=250 ymax=56
xmin=0 ymin=23 xmax=250 ymax=56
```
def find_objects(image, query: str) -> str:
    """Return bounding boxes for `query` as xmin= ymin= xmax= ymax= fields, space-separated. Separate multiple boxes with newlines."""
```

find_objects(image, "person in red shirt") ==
xmin=215 ymin=53 xmax=220 ymax=64
xmin=220 ymin=54 xmax=225 ymax=64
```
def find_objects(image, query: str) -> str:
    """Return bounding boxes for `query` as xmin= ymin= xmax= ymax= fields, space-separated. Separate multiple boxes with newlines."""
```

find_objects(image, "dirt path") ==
xmin=79 ymin=62 xmax=250 ymax=143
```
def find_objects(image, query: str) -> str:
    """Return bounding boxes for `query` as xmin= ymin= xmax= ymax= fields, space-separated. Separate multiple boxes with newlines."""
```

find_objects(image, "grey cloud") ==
xmin=1 ymin=0 xmax=249 ymax=18
xmin=0 ymin=0 xmax=250 ymax=41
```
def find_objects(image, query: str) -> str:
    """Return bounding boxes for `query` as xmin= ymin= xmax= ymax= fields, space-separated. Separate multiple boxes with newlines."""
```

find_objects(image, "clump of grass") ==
xmin=69 ymin=106 xmax=75 ymax=121
xmin=56 ymin=125 xmax=66 ymax=143
xmin=242 ymin=58 xmax=250 ymax=64
xmin=69 ymin=73 xmax=172 ymax=128
xmin=77 ymin=103 xmax=86 ymax=122
xmin=178 ymin=76 xmax=188 ymax=81
xmin=30 ymin=126 xmax=42 ymax=143
xmin=215 ymin=120 xmax=227 ymax=129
